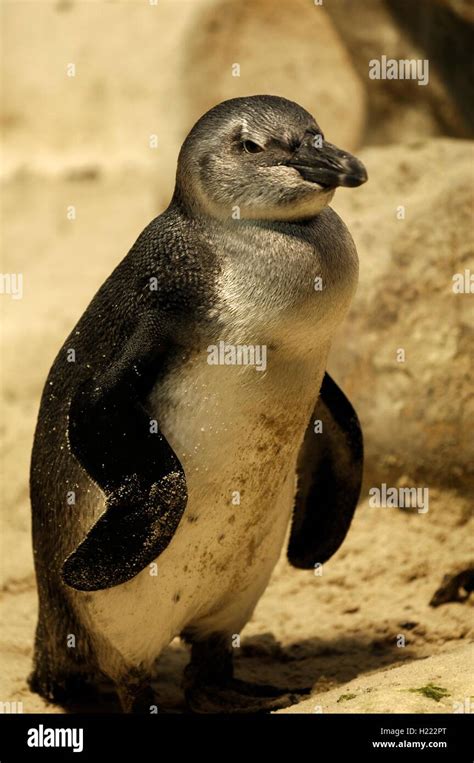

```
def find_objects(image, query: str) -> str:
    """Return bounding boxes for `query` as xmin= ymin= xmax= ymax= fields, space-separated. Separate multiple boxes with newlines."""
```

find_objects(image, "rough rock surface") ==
xmin=326 ymin=0 xmax=474 ymax=143
xmin=181 ymin=0 xmax=366 ymax=152
xmin=278 ymin=644 xmax=473 ymax=714
xmin=331 ymin=138 xmax=474 ymax=493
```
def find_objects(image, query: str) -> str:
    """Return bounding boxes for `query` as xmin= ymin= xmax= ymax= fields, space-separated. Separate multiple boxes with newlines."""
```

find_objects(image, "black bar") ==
xmin=0 ymin=712 xmax=471 ymax=761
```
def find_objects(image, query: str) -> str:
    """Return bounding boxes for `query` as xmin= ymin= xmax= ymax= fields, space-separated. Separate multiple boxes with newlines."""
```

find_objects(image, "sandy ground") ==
xmin=1 ymin=487 xmax=472 ymax=713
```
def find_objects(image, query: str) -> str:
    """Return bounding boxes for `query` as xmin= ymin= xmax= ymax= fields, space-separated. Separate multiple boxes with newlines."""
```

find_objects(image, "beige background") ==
xmin=1 ymin=0 xmax=472 ymax=713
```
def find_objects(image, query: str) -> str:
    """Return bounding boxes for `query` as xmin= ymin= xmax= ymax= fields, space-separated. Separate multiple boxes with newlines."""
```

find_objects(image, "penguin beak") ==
xmin=286 ymin=133 xmax=368 ymax=189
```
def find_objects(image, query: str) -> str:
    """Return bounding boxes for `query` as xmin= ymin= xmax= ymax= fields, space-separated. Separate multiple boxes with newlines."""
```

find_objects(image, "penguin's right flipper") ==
xmin=62 ymin=312 xmax=187 ymax=592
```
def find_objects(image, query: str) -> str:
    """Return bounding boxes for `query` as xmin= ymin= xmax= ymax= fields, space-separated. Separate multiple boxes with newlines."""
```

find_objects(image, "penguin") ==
xmin=29 ymin=95 xmax=367 ymax=713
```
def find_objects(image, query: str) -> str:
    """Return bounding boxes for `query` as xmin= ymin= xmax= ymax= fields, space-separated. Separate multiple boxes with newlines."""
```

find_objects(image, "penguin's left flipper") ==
xmin=62 ymin=312 xmax=187 ymax=592
xmin=288 ymin=373 xmax=363 ymax=569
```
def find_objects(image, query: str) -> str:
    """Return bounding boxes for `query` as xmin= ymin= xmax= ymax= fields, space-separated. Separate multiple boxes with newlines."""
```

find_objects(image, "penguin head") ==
xmin=175 ymin=95 xmax=367 ymax=222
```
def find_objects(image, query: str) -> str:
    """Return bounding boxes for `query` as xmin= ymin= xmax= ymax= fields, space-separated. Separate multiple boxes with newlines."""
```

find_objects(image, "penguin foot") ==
xmin=183 ymin=634 xmax=311 ymax=713
xmin=185 ymin=678 xmax=304 ymax=714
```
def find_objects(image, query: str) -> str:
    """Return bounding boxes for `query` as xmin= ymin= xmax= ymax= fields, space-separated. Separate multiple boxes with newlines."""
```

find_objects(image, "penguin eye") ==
xmin=241 ymin=140 xmax=264 ymax=154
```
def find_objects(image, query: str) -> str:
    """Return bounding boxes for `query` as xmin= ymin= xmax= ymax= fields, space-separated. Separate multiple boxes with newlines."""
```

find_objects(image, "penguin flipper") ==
xmin=62 ymin=313 xmax=187 ymax=591
xmin=287 ymin=373 xmax=363 ymax=569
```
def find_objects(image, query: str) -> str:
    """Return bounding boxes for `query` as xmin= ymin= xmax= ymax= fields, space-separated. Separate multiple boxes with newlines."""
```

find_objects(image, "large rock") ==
xmin=330 ymin=138 xmax=474 ymax=492
xmin=326 ymin=0 xmax=474 ymax=143
xmin=278 ymin=644 xmax=474 ymax=714
xmin=181 ymin=0 xmax=366 ymax=152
